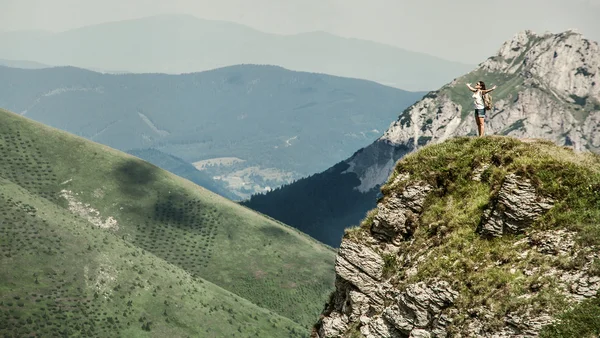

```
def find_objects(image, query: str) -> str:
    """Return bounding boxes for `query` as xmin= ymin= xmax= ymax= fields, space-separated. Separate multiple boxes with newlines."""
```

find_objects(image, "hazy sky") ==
xmin=1 ymin=0 xmax=599 ymax=63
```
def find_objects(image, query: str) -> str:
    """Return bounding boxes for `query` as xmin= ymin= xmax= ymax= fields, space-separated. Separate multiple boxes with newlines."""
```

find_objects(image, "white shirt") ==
xmin=473 ymin=91 xmax=485 ymax=109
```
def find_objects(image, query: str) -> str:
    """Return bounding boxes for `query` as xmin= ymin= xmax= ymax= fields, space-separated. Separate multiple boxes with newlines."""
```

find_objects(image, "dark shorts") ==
xmin=474 ymin=108 xmax=486 ymax=118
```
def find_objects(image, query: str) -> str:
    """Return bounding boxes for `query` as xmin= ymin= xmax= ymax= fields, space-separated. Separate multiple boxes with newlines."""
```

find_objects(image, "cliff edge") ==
xmin=313 ymin=136 xmax=600 ymax=337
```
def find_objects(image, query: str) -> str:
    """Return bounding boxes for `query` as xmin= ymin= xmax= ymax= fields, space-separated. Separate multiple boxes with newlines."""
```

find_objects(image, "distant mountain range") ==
xmin=0 ymin=58 xmax=49 ymax=69
xmin=0 ymin=64 xmax=424 ymax=199
xmin=243 ymin=30 xmax=600 ymax=247
xmin=0 ymin=14 xmax=473 ymax=91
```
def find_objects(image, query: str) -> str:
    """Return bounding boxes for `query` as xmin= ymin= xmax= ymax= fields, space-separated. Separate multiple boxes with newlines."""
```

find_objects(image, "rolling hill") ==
xmin=0 ymin=107 xmax=336 ymax=336
xmin=0 ymin=14 xmax=473 ymax=91
xmin=243 ymin=30 xmax=600 ymax=247
xmin=0 ymin=177 xmax=307 ymax=337
xmin=0 ymin=64 xmax=425 ymax=199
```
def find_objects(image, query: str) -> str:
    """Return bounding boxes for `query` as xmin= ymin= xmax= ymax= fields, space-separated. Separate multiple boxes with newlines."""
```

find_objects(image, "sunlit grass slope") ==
xmin=0 ymin=178 xmax=306 ymax=337
xmin=0 ymin=107 xmax=336 ymax=331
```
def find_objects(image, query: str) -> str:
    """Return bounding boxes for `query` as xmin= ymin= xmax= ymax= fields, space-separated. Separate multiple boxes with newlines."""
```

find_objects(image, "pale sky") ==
xmin=0 ymin=0 xmax=599 ymax=63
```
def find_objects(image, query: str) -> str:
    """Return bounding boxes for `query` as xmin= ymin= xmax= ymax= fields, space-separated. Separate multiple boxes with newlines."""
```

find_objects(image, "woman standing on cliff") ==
xmin=466 ymin=81 xmax=497 ymax=136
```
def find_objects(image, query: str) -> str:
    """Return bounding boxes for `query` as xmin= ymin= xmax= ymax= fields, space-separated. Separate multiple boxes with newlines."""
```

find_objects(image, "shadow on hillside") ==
xmin=114 ymin=159 xmax=215 ymax=231
xmin=257 ymin=225 xmax=298 ymax=245
xmin=154 ymin=192 xmax=195 ymax=226
xmin=114 ymin=159 xmax=158 ymax=197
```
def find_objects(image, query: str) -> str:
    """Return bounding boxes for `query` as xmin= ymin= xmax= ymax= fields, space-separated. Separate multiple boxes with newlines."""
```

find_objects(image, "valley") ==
xmin=0 ymin=64 xmax=425 ymax=199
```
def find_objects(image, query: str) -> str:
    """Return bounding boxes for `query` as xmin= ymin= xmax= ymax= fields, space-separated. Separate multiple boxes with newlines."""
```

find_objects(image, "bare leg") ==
xmin=478 ymin=117 xmax=485 ymax=136
xmin=475 ymin=115 xmax=481 ymax=136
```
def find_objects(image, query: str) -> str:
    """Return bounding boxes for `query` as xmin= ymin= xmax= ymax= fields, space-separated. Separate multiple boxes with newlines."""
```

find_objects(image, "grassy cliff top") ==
xmin=384 ymin=136 xmax=600 ymax=245
xmin=349 ymin=136 xmax=600 ymax=335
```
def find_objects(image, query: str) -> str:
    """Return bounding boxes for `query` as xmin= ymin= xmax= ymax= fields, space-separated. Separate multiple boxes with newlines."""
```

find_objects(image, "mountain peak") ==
xmin=480 ymin=30 xmax=599 ymax=103
xmin=245 ymin=28 xmax=600 ymax=249
xmin=371 ymin=29 xmax=599 ymax=154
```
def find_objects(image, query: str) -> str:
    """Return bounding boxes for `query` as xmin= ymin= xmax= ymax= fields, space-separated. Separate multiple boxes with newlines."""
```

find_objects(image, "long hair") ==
xmin=478 ymin=81 xmax=487 ymax=91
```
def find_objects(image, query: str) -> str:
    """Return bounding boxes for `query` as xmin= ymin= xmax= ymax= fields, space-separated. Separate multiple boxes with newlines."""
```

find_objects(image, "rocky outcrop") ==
xmin=478 ymin=174 xmax=554 ymax=237
xmin=317 ymin=277 xmax=459 ymax=338
xmin=312 ymin=31 xmax=600 ymax=338
xmin=315 ymin=175 xmax=463 ymax=338
xmin=314 ymin=152 xmax=600 ymax=337
xmin=379 ymin=281 xmax=458 ymax=337
xmin=371 ymin=183 xmax=433 ymax=244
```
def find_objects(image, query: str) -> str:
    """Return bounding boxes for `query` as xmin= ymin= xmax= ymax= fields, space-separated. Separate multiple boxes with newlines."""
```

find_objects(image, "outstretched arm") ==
xmin=466 ymin=83 xmax=477 ymax=92
xmin=482 ymin=85 xmax=497 ymax=94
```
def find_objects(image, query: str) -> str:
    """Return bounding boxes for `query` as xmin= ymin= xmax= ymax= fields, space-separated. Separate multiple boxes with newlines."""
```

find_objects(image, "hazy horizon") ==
xmin=1 ymin=0 xmax=599 ymax=64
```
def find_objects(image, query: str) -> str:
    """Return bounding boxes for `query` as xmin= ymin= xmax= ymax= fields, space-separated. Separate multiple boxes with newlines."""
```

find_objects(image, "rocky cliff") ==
xmin=243 ymin=30 xmax=600 ymax=247
xmin=313 ymin=137 xmax=600 ymax=337
xmin=345 ymin=30 xmax=600 ymax=194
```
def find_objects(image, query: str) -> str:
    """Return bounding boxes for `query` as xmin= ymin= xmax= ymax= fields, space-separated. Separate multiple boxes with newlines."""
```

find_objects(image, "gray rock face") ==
xmin=335 ymin=241 xmax=386 ymax=297
xmin=464 ymin=311 xmax=555 ymax=338
xmin=383 ymin=281 xmax=458 ymax=336
xmin=582 ymin=111 xmax=600 ymax=149
xmin=504 ymin=312 xmax=555 ymax=336
xmin=319 ymin=311 xmax=350 ymax=338
xmin=529 ymin=229 xmax=576 ymax=255
xmin=485 ymin=30 xmax=600 ymax=101
xmin=479 ymin=174 xmax=554 ymax=237
xmin=560 ymin=271 xmax=600 ymax=300
xmin=316 ymin=278 xmax=459 ymax=338
xmin=409 ymin=329 xmax=432 ymax=338
xmin=363 ymin=317 xmax=405 ymax=338
xmin=314 ymin=181 xmax=463 ymax=338
xmin=371 ymin=183 xmax=433 ymax=244
xmin=339 ymin=241 xmax=385 ymax=281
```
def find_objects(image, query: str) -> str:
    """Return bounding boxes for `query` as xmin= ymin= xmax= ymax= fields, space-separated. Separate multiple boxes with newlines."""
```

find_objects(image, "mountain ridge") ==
xmin=0 ymin=14 xmax=473 ymax=91
xmin=0 ymin=63 xmax=424 ymax=199
xmin=243 ymin=29 xmax=600 ymax=247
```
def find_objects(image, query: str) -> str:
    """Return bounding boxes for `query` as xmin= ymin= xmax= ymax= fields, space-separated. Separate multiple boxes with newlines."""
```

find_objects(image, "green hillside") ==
xmin=0 ymin=178 xmax=305 ymax=337
xmin=0 ymin=107 xmax=336 ymax=334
